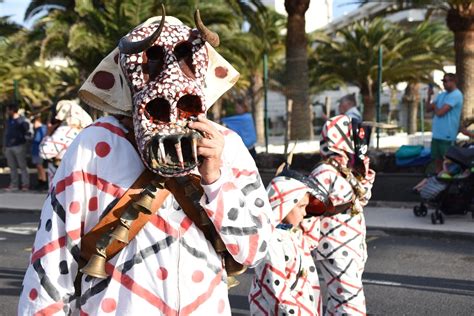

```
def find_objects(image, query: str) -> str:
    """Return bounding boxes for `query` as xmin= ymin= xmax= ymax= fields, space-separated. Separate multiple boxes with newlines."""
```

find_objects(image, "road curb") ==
xmin=0 ymin=208 xmax=41 ymax=214
xmin=367 ymin=226 xmax=474 ymax=241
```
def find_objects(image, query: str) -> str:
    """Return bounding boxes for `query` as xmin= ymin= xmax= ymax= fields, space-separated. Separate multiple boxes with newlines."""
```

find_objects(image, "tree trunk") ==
xmin=402 ymin=82 xmax=420 ymax=134
xmin=249 ymin=73 xmax=265 ymax=144
xmin=361 ymin=83 xmax=376 ymax=121
xmin=285 ymin=0 xmax=312 ymax=140
xmin=447 ymin=8 xmax=474 ymax=119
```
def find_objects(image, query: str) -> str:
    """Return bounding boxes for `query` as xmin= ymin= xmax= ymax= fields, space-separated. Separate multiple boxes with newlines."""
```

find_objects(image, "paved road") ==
xmin=1 ymin=212 xmax=473 ymax=315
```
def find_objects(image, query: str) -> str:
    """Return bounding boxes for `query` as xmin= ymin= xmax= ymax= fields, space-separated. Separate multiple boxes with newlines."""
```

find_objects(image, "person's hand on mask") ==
xmin=188 ymin=114 xmax=224 ymax=184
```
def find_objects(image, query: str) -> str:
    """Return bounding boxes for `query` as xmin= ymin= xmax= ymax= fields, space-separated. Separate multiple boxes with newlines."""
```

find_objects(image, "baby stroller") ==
xmin=413 ymin=146 xmax=474 ymax=224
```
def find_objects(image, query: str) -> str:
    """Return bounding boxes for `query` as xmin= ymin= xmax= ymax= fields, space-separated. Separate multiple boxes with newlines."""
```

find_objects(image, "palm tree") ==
xmin=358 ymin=0 xmax=474 ymax=119
xmin=312 ymin=18 xmax=453 ymax=123
xmin=285 ymin=0 xmax=312 ymax=140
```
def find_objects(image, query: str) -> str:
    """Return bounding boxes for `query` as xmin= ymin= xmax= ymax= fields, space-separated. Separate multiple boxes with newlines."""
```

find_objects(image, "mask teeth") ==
xmin=151 ymin=158 xmax=160 ymax=169
xmin=191 ymin=137 xmax=198 ymax=164
xmin=175 ymin=141 xmax=185 ymax=169
xmin=159 ymin=140 xmax=166 ymax=164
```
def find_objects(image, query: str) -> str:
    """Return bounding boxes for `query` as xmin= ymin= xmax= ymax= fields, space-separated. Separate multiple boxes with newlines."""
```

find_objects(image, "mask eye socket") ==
xmin=174 ymin=41 xmax=196 ymax=79
xmin=145 ymin=46 xmax=165 ymax=81
xmin=177 ymin=95 xmax=203 ymax=120
xmin=145 ymin=98 xmax=171 ymax=123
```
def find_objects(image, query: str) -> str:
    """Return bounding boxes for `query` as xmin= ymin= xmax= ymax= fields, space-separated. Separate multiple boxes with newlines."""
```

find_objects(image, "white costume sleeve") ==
xmin=200 ymin=127 xmax=274 ymax=267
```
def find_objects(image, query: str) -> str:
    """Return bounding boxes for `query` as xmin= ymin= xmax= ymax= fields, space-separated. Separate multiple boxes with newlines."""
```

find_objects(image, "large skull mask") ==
xmin=118 ymin=9 xmax=218 ymax=177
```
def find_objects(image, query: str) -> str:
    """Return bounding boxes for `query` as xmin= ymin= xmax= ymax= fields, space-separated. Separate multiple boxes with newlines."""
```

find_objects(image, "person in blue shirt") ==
xmin=427 ymin=73 xmax=463 ymax=172
xmin=221 ymin=97 xmax=257 ymax=159
xmin=31 ymin=115 xmax=48 ymax=190
xmin=3 ymin=104 xmax=31 ymax=191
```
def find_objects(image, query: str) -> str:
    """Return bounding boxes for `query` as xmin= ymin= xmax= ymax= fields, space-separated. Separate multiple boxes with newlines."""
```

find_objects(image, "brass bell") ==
xmin=224 ymin=255 xmax=247 ymax=276
xmin=227 ymin=276 xmax=240 ymax=289
xmin=132 ymin=189 xmax=155 ymax=214
xmin=110 ymin=219 xmax=131 ymax=244
xmin=81 ymin=248 xmax=108 ymax=279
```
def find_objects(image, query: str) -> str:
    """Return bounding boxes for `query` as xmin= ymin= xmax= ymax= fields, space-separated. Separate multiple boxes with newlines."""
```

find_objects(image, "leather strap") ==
xmin=80 ymin=170 xmax=170 ymax=262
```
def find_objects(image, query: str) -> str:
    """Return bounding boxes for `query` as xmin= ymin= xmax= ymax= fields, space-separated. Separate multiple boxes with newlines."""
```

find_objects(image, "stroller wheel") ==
xmin=431 ymin=213 xmax=437 ymax=225
xmin=437 ymin=213 xmax=444 ymax=224
xmin=413 ymin=206 xmax=421 ymax=217
xmin=420 ymin=204 xmax=428 ymax=217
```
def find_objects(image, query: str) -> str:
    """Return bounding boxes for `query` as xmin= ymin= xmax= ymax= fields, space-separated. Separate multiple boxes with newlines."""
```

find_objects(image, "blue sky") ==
xmin=1 ymin=0 xmax=360 ymax=27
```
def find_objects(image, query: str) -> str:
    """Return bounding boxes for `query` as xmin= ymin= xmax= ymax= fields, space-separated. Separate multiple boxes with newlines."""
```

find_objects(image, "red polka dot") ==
xmin=217 ymin=299 xmax=226 ymax=314
xmin=95 ymin=142 xmax=111 ymax=157
xmin=29 ymin=288 xmax=38 ymax=300
xmin=80 ymin=311 xmax=89 ymax=316
xmin=215 ymin=66 xmax=228 ymax=78
xmin=156 ymin=267 xmax=168 ymax=280
xmin=323 ymin=222 xmax=329 ymax=229
xmin=324 ymin=178 xmax=331 ymax=185
xmin=192 ymin=270 xmax=204 ymax=283
xmin=88 ymin=197 xmax=98 ymax=211
xmin=69 ymin=201 xmax=81 ymax=214
xmin=340 ymin=230 xmax=347 ymax=237
xmin=101 ymin=298 xmax=116 ymax=313
xmin=337 ymin=287 xmax=343 ymax=294
xmin=227 ymin=244 xmax=240 ymax=256
xmin=92 ymin=71 xmax=115 ymax=90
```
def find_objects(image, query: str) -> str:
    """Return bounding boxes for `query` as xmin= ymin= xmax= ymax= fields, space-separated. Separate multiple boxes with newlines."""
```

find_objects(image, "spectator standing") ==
xmin=3 ymin=104 xmax=30 ymax=191
xmin=427 ymin=73 xmax=463 ymax=172
xmin=221 ymin=98 xmax=258 ymax=159
xmin=338 ymin=93 xmax=362 ymax=122
xmin=31 ymin=115 xmax=48 ymax=190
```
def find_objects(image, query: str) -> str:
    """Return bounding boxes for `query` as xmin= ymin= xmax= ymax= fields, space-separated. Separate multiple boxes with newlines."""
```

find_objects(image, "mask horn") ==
xmin=118 ymin=4 xmax=166 ymax=54
xmin=194 ymin=9 xmax=220 ymax=47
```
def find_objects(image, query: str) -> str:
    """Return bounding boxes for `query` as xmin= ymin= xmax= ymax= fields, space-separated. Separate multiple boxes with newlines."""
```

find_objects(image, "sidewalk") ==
xmin=0 ymin=191 xmax=472 ymax=237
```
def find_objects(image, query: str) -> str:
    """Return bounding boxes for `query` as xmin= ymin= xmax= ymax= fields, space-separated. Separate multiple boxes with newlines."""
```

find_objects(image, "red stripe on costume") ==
xmin=327 ymin=115 xmax=345 ymax=130
xmin=55 ymin=171 xmax=125 ymax=198
xmin=105 ymin=263 xmax=177 ymax=315
xmin=181 ymin=270 xmax=224 ymax=314
xmin=149 ymin=215 xmax=179 ymax=237
xmin=232 ymin=168 xmax=257 ymax=178
xmin=34 ymin=301 xmax=64 ymax=316
xmin=325 ymin=236 xmax=362 ymax=259
xmin=332 ymin=217 xmax=363 ymax=235
xmin=90 ymin=121 xmax=127 ymax=138
xmin=244 ymin=234 xmax=259 ymax=265
xmin=213 ymin=190 xmax=225 ymax=230
xmin=31 ymin=228 xmax=82 ymax=263
xmin=220 ymin=129 xmax=234 ymax=136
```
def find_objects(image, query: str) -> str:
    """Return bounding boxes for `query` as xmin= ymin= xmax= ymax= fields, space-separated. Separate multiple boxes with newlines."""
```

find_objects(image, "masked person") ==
xmin=39 ymin=100 xmax=93 ymax=187
xmin=19 ymin=10 xmax=273 ymax=316
xmin=249 ymin=172 xmax=323 ymax=316
xmin=309 ymin=115 xmax=375 ymax=316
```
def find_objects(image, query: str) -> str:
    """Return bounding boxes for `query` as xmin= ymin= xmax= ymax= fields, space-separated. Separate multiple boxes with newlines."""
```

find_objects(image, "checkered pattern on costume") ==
xmin=310 ymin=115 xmax=375 ymax=316
xmin=19 ymin=116 xmax=273 ymax=315
xmin=249 ymin=176 xmax=322 ymax=315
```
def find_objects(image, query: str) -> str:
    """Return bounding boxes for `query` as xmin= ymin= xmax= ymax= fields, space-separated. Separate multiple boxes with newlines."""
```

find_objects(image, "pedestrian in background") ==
xmin=338 ymin=93 xmax=362 ymax=122
xmin=3 ymin=103 xmax=31 ymax=191
xmin=31 ymin=115 xmax=48 ymax=191
xmin=427 ymin=73 xmax=463 ymax=172
xmin=221 ymin=97 xmax=258 ymax=159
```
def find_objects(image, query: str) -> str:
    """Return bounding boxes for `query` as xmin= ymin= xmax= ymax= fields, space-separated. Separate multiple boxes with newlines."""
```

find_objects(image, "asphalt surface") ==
xmin=1 ymin=212 xmax=474 ymax=315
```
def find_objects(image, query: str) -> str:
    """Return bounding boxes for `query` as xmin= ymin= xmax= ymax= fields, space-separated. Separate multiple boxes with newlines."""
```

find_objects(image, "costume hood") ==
xmin=267 ymin=176 xmax=311 ymax=224
xmin=320 ymin=115 xmax=355 ymax=160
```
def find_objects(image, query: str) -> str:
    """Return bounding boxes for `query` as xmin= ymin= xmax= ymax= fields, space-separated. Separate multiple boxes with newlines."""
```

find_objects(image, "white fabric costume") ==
xmin=309 ymin=115 xmax=375 ymax=316
xmin=19 ymin=14 xmax=273 ymax=316
xmin=249 ymin=176 xmax=322 ymax=316
xmin=39 ymin=100 xmax=93 ymax=185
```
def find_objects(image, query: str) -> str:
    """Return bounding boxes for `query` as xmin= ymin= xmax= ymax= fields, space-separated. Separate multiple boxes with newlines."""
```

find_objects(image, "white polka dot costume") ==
xmin=39 ymin=100 xmax=93 ymax=186
xmin=309 ymin=115 xmax=375 ymax=316
xmin=249 ymin=176 xmax=322 ymax=316
xmin=19 ymin=14 xmax=273 ymax=316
